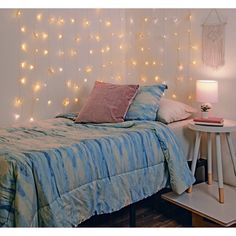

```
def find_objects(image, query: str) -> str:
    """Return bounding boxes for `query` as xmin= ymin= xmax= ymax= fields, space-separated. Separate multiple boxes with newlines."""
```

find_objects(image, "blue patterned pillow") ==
xmin=125 ymin=84 xmax=167 ymax=121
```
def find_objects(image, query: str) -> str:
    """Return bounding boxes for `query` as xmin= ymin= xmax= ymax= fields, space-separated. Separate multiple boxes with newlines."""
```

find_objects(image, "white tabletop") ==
xmin=188 ymin=119 xmax=236 ymax=133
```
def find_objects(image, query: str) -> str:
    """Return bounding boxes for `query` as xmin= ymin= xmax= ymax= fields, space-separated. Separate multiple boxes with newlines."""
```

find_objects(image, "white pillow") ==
xmin=157 ymin=98 xmax=197 ymax=124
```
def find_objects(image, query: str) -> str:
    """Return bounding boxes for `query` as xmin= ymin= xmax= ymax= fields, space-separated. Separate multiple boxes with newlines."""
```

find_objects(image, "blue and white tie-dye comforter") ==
xmin=0 ymin=117 xmax=195 ymax=227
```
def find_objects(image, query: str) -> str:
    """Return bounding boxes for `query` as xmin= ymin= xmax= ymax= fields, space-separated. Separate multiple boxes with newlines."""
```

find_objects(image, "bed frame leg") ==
xmin=129 ymin=204 xmax=136 ymax=227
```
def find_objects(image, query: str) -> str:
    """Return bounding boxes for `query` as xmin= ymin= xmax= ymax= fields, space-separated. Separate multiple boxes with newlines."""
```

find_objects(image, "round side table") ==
xmin=188 ymin=119 xmax=236 ymax=203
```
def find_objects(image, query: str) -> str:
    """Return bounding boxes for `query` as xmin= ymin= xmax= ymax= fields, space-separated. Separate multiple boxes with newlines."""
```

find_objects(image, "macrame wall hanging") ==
xmin=202 ymin=9 xmax=226 ymax=69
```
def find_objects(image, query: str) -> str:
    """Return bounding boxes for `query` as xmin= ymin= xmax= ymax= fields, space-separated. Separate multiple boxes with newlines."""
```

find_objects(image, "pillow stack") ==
xmin=76 ymin=81 xmax=195 ymax=124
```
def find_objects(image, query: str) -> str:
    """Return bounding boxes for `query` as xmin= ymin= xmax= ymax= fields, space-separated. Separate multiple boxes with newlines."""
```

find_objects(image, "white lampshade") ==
xmin=196 ymin=80 xmax=218 ymax=103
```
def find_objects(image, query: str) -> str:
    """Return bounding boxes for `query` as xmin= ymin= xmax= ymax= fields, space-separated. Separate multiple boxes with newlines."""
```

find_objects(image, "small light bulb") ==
xmin=21 ymin=61 xmax=26 ymax=69
xmin=191 ymin=45 xmax=198 ymax=50
xmin=29 ymin=65 xmax=34 ymax=70
xmin=83 ymin=19 xmax=90 ymax=28
xmin=192 ymin=60 xmax=197 ymax=65
xmin=106 ymin=46 xmax=110 ymax=52
xmin=66 ymin=80 xmax=72 ymax=88
xmin=74 ymin=37 xmax=81 ymax=45
xmin=20 ymin=26 xmax=26 ymax=33
xmin=89 ymin=50 xmax=93 ymax=55
xmin=16 ymin=10 xmax=22 ymax=17
xmin=70 ymin=49 xmax=77 ymax=57
xmin=42 ymin=32 xmax=48 ymax=40
xmin=155 ymin=76 xmax=159 ymax=81
xmin=33 ymin=32 xmax=39 ymax=39
xmin=14 ymin=114 xmax=20 ymax=120
xmin=29 ymin=117 xmax=34 ymax=122
xmin=74 ymin=85 xmax=79 ymax=91
xmin=63 ymin=98 xmax=70 ymax=107
xmin=154 ymin=18 xmax=159 ymax=24
xmin=74 ymin=98 xmax=79 ymax=103
xmin=48 ymin=67 xmax=55 ymax=74
xmin=188 ymin=95 xmax=192 ymax=100
xmin=20 ymin=77 xmax=26 ymax=85
xmin=59 ymin=67 xmax=63 ymax=72
xmin=33 ymin=83 xmax=41 ymax=92
xmin=105 ymin=21 xmax=111 ymax=27
xmin=162 ymin=34 xmax=167 ymax=39
xmin=84 ymin=78 xmax=88 ymax=83
xmin=36 ymin=13 xmax=42 ymax=21
xmin=178 ymin=64 xmax=184 ymax=71
xmin=47 ymin=100 xmax=52 ymax=105
xmin=57 ymin=18 xmax=65 ymax=25
xmin=172 ymin=94 xmax=177 ymax=99
xmin=145 ymin=61 xmax=149 ymax=66
xmin=85 ymin=66 xmax=92 ymax=73
xmin=14 ymin=97 xmax=23 ymax=107
xmin=132 ymin=60 xmax=137 ymax=66
xmin=49 ymin=17 xmax=56 ymax=24
xmin=21 ymin=43 xmax=27 ymax=52
xmin=43 ymin=49 xmax=49 ymax=55
xmin=35 ymin=98 xmax=40 ymax=102
xmin=58 ymin=34 xmax=63 ymax=39
xmin=144 ymin=17 xmax=148 ymax=22
xmin=95 ymin=35 xmax=101 ymax=42
xmin=140 ymin=47 xmax=144 ymax=52
xmin=141 ymin=76 xmax=147 ymax=83
xmin=70 ymin=18 xmax=75 ymax=23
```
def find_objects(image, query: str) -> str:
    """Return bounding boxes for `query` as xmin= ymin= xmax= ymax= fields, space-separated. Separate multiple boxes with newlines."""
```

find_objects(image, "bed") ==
xmin=0 ymin=114 xmax=195 ymax=227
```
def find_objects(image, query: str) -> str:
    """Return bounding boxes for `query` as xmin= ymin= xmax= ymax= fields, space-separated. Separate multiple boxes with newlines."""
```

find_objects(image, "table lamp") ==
xmin=196 ymin=80 xmax=218 ymax=118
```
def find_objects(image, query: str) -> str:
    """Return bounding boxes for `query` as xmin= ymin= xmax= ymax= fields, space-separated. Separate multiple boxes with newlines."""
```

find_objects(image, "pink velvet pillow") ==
xmin=75 ymin=81 xmax=139 ymax=123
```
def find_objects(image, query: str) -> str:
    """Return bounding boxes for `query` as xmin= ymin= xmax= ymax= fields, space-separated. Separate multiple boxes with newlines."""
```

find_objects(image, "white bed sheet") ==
xmin=168 ymin=119 xmax=195 ymax=161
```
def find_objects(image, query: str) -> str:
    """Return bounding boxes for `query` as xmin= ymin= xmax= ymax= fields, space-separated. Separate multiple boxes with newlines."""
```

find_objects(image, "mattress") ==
xmin=168 ymin=119 xmax=195 ymax=161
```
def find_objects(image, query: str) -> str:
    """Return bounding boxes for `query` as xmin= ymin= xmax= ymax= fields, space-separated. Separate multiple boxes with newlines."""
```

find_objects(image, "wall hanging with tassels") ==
xmin=202 ymin=9 xmax=226 ymax=69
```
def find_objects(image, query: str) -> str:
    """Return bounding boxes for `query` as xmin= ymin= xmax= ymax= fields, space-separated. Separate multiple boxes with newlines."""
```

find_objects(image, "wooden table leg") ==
xmin=226 ymin=132 xmax=236 ymax=176
xmin=216 ymin=133 xmax=224 ymax=204
xmin=207 ymin=133 xmax=213 ymax=185
xmin=188 ymin=131 xmax=202 ymax=193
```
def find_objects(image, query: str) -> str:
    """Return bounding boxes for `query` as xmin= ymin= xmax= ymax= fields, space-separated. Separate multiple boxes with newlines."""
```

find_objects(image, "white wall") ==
xmin=0 ymin=9 xmax=236 ymax=126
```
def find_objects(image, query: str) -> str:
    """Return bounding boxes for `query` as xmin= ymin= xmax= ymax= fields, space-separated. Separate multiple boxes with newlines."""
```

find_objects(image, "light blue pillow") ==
xmin=125 ymin=84 xmax=167 ymax=121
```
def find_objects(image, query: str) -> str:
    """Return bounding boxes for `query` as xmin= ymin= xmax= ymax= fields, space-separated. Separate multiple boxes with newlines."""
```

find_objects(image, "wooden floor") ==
xmin=78 ymin=190 xmax=192 ymax=227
